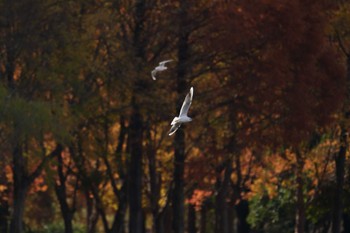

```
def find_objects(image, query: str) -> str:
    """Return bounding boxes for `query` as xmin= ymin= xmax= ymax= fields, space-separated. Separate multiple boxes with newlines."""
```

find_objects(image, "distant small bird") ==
xmin=169 ymin=87 xmax=194 ymax=136
xmin=151 ymin=59 xmax=173 ymax=80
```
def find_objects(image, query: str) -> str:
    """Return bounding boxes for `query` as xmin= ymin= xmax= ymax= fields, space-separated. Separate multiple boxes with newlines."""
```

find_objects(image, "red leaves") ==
xmin=211 ymin=0 xmax=346 ymax=147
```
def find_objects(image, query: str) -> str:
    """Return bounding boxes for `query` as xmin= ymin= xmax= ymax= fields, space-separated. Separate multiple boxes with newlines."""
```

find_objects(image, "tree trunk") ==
xmin=295 ymin=150 xmax=305 ymax=233
xmin=332 ymin=55 xmax=350 ymax=233
xmin=343 ymin=213 xmax=350 ymax=233
xmin=200 ymin=202 xmax=207 ymax=233
xmin=71 ymin=144 xmax=109 ymax=233
xmin=9 ymin=144 xmax=62 ymax=233
xmin=215 ymin=162 xmax=232 ymax=233
xmin=155 ymin=211 xmax=166 ymax=233
xmin=146 ymin=128 xmax=163 ymax=233
xmin=228 ymin=202 xmax=234 ymax=233
xmin=99 ymin=114 xmax=128 ymax=233
xmin=0 ymin=200 xmax=9 ymax=233
xmin=172 ymin=1 xmax=190 ymax=233
xmin=172 ymin=128 xmax=185 ymax=233
xmin=85 ymin=190 xmax=99 ymax=233
xmin=128 ymin=0 xmax=146 ymax=229
xmin=188 ymin=204 xmax=197 ymax=233
xmin=10 ymin=185 xmax=27 ymax=233
xmin=111 ymin=183 xmax=127 ymax=233
xmin=233 ymin=153 xmax=250 ymax=233
xmin=62 ymin=212 xmax=73 ymax=233
xmin=332 ymin=127 xmax=346 ymax=233
xmin=10 ymin=145 xmax=28 ymax=233
xmin=235 ymin=200 xmax=250 ymax=233
xmin=215 ymin=185 xmax=228 ymax=233
xmin=89 ymin=178 xmax=111 ymax=233
xmin=128 ymin=100 xmax=143 ymax=233
xmin=110 ymin=115 xmax=128 ymax=233
xmin=54 ymin=147 xmax=75 ymax=233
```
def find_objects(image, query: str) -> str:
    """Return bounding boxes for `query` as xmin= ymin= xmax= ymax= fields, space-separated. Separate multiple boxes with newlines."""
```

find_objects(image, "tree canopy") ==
xmin=0 ymin=1 xmax=349 ymax=233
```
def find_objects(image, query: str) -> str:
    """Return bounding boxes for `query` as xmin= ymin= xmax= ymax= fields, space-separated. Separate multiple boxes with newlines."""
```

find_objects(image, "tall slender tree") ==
xmin=330 ymin=3 xmax=350 ymax=232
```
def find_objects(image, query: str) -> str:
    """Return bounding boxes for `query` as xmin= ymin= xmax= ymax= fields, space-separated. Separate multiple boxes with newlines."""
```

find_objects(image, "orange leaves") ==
xmin=0 ymin=184 xmax=8 ymax=202
xmin=0 ymin=165 xmax=12 ymax=202
xmin=247 ymin=153 xmax=291 ymax=199
xmin=29 ymin=175 xmax=48 ymax=194
xmin=4 ymin=165 xmax=12 ymax=183
xmin=245 ymin=137 xmax=337 ymax=203
xmin=186 ymin=189 xmax=212 ymax=210
xmin=0 ymin=185 xmax=6 ymax=192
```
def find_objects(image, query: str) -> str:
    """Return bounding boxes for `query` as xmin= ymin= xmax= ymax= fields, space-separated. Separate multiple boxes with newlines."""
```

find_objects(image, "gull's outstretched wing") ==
xmin=168 ymin=123 xmax=181 ymax=136
xmin=159 ymin=59 xmax=173 ymax=66
xmin=151 ymin=69 xmax=157 ymax=80
xmin=171 ymin=117 xmax=179 ymax=126
xmin=179 ymin=87 xmax=193 ymax=117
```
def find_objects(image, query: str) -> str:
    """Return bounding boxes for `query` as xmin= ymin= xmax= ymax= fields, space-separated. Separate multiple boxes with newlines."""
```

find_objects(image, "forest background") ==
xmin=0 ymin=0 xmax=350 ymax=233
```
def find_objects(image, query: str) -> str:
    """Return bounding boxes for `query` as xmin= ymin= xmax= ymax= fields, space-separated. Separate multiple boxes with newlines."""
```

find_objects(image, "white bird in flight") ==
xmin=169 ymin=87 xmax=194 ymax=136
xmin=151 ymin=59 xmax=173 ymax=80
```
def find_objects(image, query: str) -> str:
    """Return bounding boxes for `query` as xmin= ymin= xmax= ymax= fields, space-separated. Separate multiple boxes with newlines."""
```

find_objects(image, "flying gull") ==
xmin=169 ymin=87 xmax=194 ymax=136
xmin=151 ymin=59 xmax=173 ymax=80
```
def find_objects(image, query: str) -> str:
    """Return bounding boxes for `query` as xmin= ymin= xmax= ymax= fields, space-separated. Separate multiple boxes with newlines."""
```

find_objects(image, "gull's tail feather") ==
xmin=151 ymin=70 xmax=157 ymax=80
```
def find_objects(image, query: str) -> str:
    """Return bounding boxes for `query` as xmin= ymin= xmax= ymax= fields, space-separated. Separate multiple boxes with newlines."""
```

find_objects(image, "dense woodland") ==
xmin=1 ymin=0 xmax=350 ymax=233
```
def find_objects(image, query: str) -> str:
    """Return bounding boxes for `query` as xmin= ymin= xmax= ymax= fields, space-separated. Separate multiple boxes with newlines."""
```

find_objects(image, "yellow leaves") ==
xmin=245 ymin=135 xmax=338 ymax=202
xmin=265 ymin=184 xmax=278 ymax=198
xmin=158 ymin=187 xmax=169 ymax=208
xmin=101 ymin=182 xmax=118 ymax=211
xmin=43 ymin=134 xmax=57 ymax=153
xmin=231 ymin=172 xmax=238 ymax=184
xmin=248 ymin=168 xmax=279 ymax=199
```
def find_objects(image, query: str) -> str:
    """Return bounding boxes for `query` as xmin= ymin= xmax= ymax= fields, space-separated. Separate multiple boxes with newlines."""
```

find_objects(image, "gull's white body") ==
xmin=151 ymin=59 xmax=173 ymax=80
xmin=169 ymin=87 xmax=194 ymax=136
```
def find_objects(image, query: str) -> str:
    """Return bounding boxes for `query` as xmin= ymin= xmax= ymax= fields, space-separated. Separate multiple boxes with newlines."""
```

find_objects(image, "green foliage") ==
xmin=0 ymin=90 xmax=69 ymax=143
xmin=248 ymin=188 xmax=295 ymax=233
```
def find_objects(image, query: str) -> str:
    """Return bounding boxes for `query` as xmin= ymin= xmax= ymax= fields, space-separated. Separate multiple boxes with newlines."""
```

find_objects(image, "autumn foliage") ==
xmin=0 ymin=0 xmax=349 ymax=233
